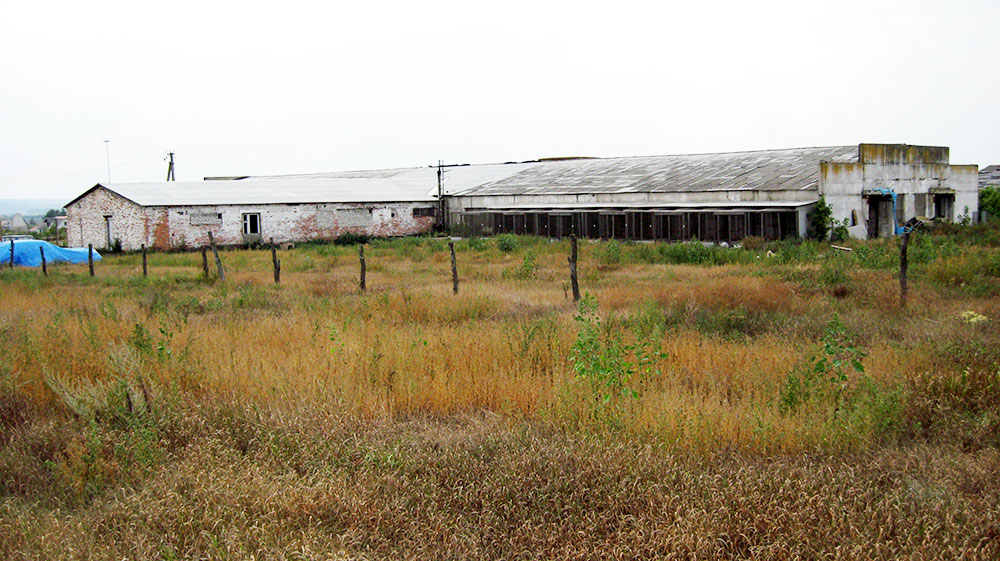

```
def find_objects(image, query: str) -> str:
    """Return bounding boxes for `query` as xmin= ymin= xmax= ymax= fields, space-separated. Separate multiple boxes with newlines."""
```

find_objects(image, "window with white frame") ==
xmin=242 ymin=213 xmax=261 ymax=235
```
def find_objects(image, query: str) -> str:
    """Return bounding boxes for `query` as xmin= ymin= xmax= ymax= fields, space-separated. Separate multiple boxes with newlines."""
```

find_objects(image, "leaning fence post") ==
xmin=568 ymin=234 xmax=580 ymax=302
xmin=358 ymin=244 xmax=368 ymax=292
xmin=141 ymin=244 xmax=147 ymax=278
xmin=207 ymin=231 xmax=225 ymax=281
xmin=271 ymin=238 xmax=280 ymax=284
xmin=40 ymin=246 xmax=47 ymax=276
xmin=88 ymin=244 xmax=94 ymax=277
xmin=449 ymin=241 xmax=459 ymax=295
xmin=201 ymin=246 xmax=209 ymax=277
xmin=359 ymin=244 xmax=367 ymax=291
xmin=900 ymin=225 xmax=911 ymax=308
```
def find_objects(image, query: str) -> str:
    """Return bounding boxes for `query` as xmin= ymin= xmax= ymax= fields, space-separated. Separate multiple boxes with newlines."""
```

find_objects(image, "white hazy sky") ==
xmin=1 ymin=0 xmax=997 ymax=201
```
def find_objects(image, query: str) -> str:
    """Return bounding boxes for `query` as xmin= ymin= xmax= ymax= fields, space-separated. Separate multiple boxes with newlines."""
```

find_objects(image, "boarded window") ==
xmin=413 ymin=207 xmax=436 ymax=218
xmin=190 ymin=212 xmax=223 ymax=226
xmin=337 ymin=209 xmax=372 ymax=228
xmin=316 ymin=210 xmax=336 ymax=229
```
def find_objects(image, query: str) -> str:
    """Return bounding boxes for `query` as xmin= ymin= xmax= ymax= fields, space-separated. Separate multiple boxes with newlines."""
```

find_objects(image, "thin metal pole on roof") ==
xmin=437 ymin=160 xmax=445 ymax=230
xmin=103 ymin=140 xmax=111 ymax=185
xmin=165 ymin=152 xmax=175 ymax=181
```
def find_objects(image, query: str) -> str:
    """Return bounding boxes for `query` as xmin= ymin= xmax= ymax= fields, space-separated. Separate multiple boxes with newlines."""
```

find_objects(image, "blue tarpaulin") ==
xmin=0 ymin=240 xmax=101 ymax=267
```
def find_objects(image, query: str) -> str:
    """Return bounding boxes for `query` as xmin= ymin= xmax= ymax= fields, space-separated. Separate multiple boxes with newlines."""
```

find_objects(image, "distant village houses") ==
xmin=3 ymin=213 xmax=30 ymax=232
xmin=64 ymin=143 xmax=979 ymax=251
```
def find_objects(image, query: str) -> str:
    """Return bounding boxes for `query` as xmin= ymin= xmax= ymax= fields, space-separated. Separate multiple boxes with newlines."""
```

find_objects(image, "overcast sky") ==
xmin=1 ymin=0 xmax=997 ymax=201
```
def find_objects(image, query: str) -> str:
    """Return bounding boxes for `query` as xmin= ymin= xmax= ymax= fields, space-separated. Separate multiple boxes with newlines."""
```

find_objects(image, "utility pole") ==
xmin=166 ymin=151 xmax=175 ymax=181
xmin=437 ymin=160 xmax=447 ymax=231
xmin=437 ymin=160 xmax=443 ymax=199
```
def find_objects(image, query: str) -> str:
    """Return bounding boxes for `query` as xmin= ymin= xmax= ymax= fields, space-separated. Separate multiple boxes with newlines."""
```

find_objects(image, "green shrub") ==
xmin=495 ymin=234 xmax=520 ymax=253
xmin=333 ymin=232 xmax=371 ymax=246
xmin=466 ymin=237 xmax=487 ymax=251
xmin=981 ymin=186 xmax=1000 ymax=221
xmin=568 ymin=295 xmax=667 ymax=421
xmin=779 ymin=316 xmax=887 ymax=436
xmin=596 ymin=240 xmax=622 ymax=267
xmin=504 ymin=251 xmax=538 ymax=280
xmin=806 ymin=196 xmax=833 ymax=241
xmin=830 ymin=218 xmax=850 ymax=242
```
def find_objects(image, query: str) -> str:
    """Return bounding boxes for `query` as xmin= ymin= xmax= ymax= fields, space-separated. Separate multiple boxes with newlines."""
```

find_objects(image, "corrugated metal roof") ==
xmin=980 ymin=165 xmax=1000 ymax=189
xmin=85 ymin=177 xmax=440 ymax=207
xmin=81 ymin=162 xmax=540 ymax=207
xmin=70 ymin=146 xmax=859 ymax=208
xmin=465 ymin=200 xmax=814 ymax=210
xmin=250 ymin=162 xmax=539 ymax=196
xmin=451 ymin=146 xmax=858 ymax=196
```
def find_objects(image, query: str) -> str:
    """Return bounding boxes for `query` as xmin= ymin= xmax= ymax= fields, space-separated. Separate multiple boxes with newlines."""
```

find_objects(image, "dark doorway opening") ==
xmin=866 ymin=195 xmax=893 ymax=238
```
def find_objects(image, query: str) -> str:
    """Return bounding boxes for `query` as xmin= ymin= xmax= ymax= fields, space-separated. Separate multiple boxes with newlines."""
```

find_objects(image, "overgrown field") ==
xmin=2 ymin=228 xmax=999 ymax=559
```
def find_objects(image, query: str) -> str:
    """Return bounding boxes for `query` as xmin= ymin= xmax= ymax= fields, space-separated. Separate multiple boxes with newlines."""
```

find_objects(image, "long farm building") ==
xmin=65 ymin=143 xmax=979 ymax=251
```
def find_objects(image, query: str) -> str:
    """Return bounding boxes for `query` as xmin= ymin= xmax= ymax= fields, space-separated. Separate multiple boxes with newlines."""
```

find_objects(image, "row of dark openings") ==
xmin=458 ymin=210 xmax=800 ymax=242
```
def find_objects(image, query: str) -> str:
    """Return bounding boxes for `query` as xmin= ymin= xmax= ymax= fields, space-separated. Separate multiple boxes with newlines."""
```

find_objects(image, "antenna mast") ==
xmin=166 ymin=152 xmax=176 ymax=181
xmin=437 ymin=160 xmax=446 ymax=230
xmin=103 ymin=140 xmax=111 ymax=184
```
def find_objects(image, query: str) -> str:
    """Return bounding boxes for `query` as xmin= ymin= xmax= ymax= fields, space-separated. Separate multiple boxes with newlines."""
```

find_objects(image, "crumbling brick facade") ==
xmin=66 ymin=187 xmax=436 ymax=251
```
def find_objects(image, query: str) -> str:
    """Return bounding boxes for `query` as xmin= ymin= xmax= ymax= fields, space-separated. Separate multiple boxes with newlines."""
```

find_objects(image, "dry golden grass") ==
xmin=2 ymin=412 xmax=998 ymax=560
xmin=1 ymin=237 xmax=999 ymax=559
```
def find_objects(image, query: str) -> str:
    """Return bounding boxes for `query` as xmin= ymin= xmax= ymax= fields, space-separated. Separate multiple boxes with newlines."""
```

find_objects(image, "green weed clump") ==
xmin=464 ymin=236 xmax=487 ymax=251
xmin=503 ymin=250 xmax=539 ymax=280
xmin=495 ymin=234 xmax=520 ymax=253
xmin=595 ymin=240 xmax=623 ymax=268
xmin=779 ymin=317 xmax=904 ymax=447
xmin=333 ymin=232 xmax=372 ymax=245
xmin=563 ymin=295 xmax=666 ymax=428
xmin=631 ymin=241 xmax=750 ymax=266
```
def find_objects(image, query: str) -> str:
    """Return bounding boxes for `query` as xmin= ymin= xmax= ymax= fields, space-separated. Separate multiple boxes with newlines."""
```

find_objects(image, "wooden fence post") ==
xmin=88 ymin=244 xmax=94 ymax=277
xmin=141 ymin=244 xmax=147 ymax=278
xmin=207 ymin=231 xmax=225 ymax=282
xmin=900 ymin=223 xmax=912 ymax=308
xmin=201 ymin=246 xmax=209 ymax=277
xmin=449 ymin=241 xmax=459 ymax=295
xmin=8 ymin=239 xmax=12 ymax=268
xmin=569 ymin=234 xmax=580 ymax=302
xmin=40 ymin=246 xmax=47 ymax=276
xmin=271 ymin=238 xmax=280 ymax=284
xmin=359 ymin=244 xmax=366 ymax=292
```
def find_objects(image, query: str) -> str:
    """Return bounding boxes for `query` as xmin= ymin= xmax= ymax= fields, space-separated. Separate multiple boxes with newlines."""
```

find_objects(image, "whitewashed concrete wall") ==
xmin=953 ymin=166 xmax=980 ymax=220
xmin=150 ymin=202 xmax=434 ymax=250
xmin=820 ymin=145 xmax=980 ymax=239
xmin=67 ymin=187 xmax=436 ymax=251
xmin=449 ymin=188 xmax=815 ymax=214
